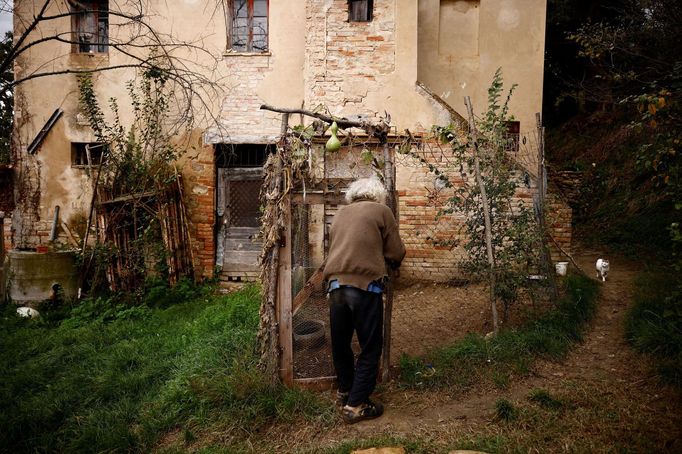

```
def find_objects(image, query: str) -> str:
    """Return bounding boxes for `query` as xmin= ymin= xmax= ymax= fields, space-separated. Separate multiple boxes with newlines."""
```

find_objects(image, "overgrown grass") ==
xmin=626 ymin=271 xmax=682 ymax=387
xmin=0 ymin=284 xmax=331 ymax=453
xmin=399 ymin=273 xmax=600 ymax=390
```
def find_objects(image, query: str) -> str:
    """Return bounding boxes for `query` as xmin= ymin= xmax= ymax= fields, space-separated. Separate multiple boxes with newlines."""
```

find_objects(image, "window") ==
xmin=348 ymin=0 xmax=373 ymax=22
xmin=229 ymin=0 xmax=269 ymax=52
xmin=71 ymin=0 xmax=109 ymax=53
xmin=504 ymin=121 xmax=520 ymax=153
xmin=72 ymin=142 xmax=106 ymax=167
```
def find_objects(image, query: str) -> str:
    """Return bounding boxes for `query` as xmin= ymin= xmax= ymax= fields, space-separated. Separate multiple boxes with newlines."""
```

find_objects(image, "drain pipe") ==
xmin=49 ymin=206 xmax=60 ymax=242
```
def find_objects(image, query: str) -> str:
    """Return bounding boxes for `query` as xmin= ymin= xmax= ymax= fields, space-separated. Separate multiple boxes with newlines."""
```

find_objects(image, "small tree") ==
xmin=431 ymin=69 xmax=544 ymax=331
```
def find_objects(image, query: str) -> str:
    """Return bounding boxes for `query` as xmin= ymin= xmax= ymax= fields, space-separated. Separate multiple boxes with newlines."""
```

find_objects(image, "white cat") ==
xmin=596 ymin=258 xmax=610 ymax=282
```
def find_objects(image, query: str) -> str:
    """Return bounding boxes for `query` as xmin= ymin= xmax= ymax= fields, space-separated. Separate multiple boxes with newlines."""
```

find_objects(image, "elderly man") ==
xmin=323 ymin=176 xmax=406 ymax=424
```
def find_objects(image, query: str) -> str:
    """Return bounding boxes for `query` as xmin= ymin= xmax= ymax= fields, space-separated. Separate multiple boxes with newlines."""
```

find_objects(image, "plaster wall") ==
xmin=13 ymin=0 xmax=228 ymax=276
xmin=418 ymin=0 xmax=547 ymax=133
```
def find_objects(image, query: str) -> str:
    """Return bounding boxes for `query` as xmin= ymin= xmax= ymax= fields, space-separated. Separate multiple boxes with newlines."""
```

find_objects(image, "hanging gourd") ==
xmin=325 ymin=121 xmax=341 ymax=152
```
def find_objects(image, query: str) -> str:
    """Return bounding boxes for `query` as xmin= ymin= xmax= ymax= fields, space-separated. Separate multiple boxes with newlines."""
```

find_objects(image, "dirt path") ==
xmin=257 ymin=252 xmax=682 ymax=453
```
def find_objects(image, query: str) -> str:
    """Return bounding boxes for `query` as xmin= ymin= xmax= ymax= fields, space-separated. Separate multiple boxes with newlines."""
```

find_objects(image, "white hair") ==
xmin=345 ymin=176 xmax=387 ymax=204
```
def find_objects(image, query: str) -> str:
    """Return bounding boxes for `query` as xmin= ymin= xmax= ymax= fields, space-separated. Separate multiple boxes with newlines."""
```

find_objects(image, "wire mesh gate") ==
xmin=277 ymin=140 xmax=396 ymax=387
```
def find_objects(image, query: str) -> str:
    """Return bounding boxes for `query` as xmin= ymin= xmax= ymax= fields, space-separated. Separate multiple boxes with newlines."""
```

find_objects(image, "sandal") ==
xmin=335 ymin=390 xmax=349 ymax=407
xmin=341 ymin=399 xmax=384 ymax=424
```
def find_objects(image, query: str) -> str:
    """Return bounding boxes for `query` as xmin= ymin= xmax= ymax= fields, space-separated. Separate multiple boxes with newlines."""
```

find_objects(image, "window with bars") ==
xmin=71 ymin=0 xmax=109 ymax=53
xmin=229 ymin=0 xmax=269 ymax=52
xmin=348 ymin=0 xmax=373 ymax=22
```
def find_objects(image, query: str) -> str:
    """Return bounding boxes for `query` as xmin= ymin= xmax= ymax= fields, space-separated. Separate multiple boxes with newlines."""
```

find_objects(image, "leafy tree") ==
xmin=418 ymin=70 xmax=545 ymax=330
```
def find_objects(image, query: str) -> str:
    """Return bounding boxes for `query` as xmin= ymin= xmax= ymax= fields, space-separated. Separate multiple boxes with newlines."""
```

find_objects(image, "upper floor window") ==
xmin=348 ymin=0 xmax=373 ymax=22
xmin=71 ymin=0 xmax=109 ymax=53
xmin=230 ymin=0 xmax=269 ymax=53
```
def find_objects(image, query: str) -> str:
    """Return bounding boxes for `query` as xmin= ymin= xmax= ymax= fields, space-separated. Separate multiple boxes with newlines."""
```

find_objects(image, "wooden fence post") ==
xmin=382 ymin=142 xmax=396 ymax=383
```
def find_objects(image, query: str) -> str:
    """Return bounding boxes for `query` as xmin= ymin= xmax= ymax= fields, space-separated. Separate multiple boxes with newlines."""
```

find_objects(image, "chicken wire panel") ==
xmin=394 ymin=144 xmax=467 ymax=281
xmin=290 ymin=201 xmax=334 ymax=379
xmin=324 ymin=146 xmax=380 ymax=180
xmin=290 ymin=145 xmax=382 ymax=380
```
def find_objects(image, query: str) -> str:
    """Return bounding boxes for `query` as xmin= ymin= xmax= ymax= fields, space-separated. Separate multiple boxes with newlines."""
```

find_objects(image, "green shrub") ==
xmin=626 ymin=272 xmax=682 ymax=387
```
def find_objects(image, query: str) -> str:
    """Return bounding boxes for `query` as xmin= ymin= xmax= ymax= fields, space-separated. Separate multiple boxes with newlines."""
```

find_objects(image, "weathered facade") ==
xmin=12 ymin=0 xmax=564 ymax=283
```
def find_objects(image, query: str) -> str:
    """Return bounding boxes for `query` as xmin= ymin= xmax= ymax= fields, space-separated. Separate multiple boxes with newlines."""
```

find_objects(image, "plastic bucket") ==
xmin=555 ymin=261 xmax=569 ymax=276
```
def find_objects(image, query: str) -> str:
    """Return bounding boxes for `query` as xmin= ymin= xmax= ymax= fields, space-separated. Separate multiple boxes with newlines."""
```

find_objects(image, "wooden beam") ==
xmin=292 ymin=263 xmax=326 ymax=316
xmin=261 ymin=104 xmax=390 ymax=138
xmin=277 ymin=194 xmax=294 ymax=386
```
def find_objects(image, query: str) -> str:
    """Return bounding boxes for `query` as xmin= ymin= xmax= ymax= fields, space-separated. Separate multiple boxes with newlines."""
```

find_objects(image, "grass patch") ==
xmin=528 ymin=388 xmax=564 ymax=410
xmin=626 ymin=271 xmax=682 ymax=387
xmin=399 ymin=273 xmax=600 ymax=390
xmin=0 ymin=284 xmax=331 ymax=453
xmin=494 ymin=399 xmax=518 ymax=422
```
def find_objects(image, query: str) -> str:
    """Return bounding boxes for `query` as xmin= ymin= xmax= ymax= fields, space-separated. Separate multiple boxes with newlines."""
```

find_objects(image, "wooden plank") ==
xmin=381 ymin=142 xmax=396 ymax=383
xmin=293 ymin=376 xmax=336 ymax=391
xmin=278 ymin=194 xmax=294 ymax=386
xmin=292 ymin=263 xmax=326 ymax=316
xmin=220 ymin=263 xmax=260 ymax=273
xmin=291 ymin=192 xmax=346 ymax=205
xmin=221 ymin=167 xmax=264 ymax=181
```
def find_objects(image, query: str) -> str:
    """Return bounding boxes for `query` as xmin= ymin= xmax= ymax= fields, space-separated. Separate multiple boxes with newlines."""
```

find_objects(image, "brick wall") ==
xmin=395 ymin=150 xmax=467 ymax=280
xmin=547 ymin=192 xmax=573 ymax=261
xmin=212 ymin=55 xmax=281 ymax=142
xmin=395 ymin=145 xmax=573 ymax=281
xmin=1 ymin=213 xmax=11 ymax=254
xmin=181 ymin=142 xmax=216 ymax=280
xmin=305 ymin=0 xmax=396 ymax=118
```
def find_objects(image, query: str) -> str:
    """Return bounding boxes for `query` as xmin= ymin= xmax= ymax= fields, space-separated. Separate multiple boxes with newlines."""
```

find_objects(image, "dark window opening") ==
xmin=216 ymin=144 xmax=272 ymax=168
xmin=72 ymin=142 xmax=106 ymax=167
xmin=230 ymin=0 xmax=269 ymax=52
xmin=349 ymin=0 xmax=373 ymax=22
xmin=71 ymin=0 xmax=109 ymax=53
xmin=504 ymin=121 xmax=520 ymax=152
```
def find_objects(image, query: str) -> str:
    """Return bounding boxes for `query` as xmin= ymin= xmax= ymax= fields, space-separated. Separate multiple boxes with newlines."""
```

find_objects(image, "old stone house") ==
xmin=10 ymin=0 xmax=567 ymax=284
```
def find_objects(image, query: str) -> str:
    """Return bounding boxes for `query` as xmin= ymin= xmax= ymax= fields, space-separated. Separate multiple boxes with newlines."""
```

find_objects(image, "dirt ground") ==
xmin=250 ymin=251 xmax=682 ymax=453
xmin=390 ymin=280 xmax=489 ymax=361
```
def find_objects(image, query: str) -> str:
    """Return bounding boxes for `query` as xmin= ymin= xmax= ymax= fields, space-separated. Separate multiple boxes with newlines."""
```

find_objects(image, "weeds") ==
xmin=494 ymin=399 xmax=518 ymax=422
xmin=528 ymin=389 xmax=564 ymax=410
xmin=399 ymin=273 xmax=599 ymax=390
xmin=626 ymin=271 xmax=682 ymax=387
xmin=0 ymin=284 xmax=329 ymax=453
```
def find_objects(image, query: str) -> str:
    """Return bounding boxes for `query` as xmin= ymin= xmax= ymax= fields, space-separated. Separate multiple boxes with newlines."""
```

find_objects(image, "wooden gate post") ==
xmin=277 ymin=194 xmax=294 ymax=386
xmin=382 ymin=142 xmax=396 ymax=383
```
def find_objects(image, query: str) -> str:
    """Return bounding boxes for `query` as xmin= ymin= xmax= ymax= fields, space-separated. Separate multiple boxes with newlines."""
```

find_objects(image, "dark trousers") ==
xmin=329 ymin=286 xmax=383 ymax=407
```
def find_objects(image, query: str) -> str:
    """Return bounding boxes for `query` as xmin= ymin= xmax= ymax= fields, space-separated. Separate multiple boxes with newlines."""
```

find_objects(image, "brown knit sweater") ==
xmin=323 ymin=199 xmax=406 ymax=291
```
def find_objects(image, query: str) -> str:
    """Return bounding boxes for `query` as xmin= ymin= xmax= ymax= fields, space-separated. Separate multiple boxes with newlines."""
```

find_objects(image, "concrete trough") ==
xmin=7 ymin=250 xmax=79 ymax=304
